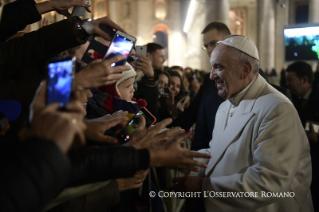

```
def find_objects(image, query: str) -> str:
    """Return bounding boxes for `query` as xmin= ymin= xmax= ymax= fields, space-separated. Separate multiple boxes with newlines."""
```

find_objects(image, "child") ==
xmin=87 ymin=62 xmax=147 ymax=120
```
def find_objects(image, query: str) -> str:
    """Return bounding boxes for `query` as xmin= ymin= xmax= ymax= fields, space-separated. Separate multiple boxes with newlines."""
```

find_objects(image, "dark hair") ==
xmin=170 ymin=66 xmax=184 ymax=73
xmin=286 ymin=61 xmax=314 ymax=85
xmin=146 ymin=43 xmax=164 ymax=54
xmin=158 ymin=71 xmax=171 ymax=85
xmin=201 ymin=22 xmax=231 ymax=36
xmin=166 ymin=69 xmax=184 ymax=99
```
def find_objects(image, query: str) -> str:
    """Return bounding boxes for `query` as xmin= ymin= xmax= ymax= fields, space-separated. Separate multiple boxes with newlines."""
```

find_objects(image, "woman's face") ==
xmin=158 ymin=74 xmax=169 ymax=89
xmin=169 ymin=76 xmax=181 ymax=97
xmin=78 ymin=89 xmax=93 ymax=109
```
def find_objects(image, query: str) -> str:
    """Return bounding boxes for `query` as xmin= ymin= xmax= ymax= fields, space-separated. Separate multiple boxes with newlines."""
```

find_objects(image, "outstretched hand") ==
xmin=26 ymin=81 xmax=87 ymax=153
xmin=128 ymin=117 xmax=210 ymax=170
xmin=75 ymin=56 xmax=130 ymax=90
xmin=50 ymin=0 xmax=91 ymax=16
xmin=125 ymin=117 xmax=184 ymax=149
xmin=85 ymin=111 xmax=128 ymax=143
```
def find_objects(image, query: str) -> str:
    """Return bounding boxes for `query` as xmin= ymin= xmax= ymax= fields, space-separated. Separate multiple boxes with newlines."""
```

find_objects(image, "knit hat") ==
xmin=219 ymin=35 xmax=259 ymax=61
xmin=99 ymin=62 xmax=136 ymax=99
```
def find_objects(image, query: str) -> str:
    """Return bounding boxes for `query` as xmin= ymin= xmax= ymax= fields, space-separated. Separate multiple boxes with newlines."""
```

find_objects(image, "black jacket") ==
xmin=0 ymin=137 xmax=71 ymax=212
xmin=67 ymin=146 xmax=150 ymax=187
xmin=0 ymin=16 xmax=86 ymax=79
xmin=0 ymin=0 xmax=41 ymax=42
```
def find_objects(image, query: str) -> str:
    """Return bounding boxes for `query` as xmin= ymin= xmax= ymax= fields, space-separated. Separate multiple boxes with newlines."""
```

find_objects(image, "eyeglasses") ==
xmin=202 ymin=40 xmax=220 ymax=51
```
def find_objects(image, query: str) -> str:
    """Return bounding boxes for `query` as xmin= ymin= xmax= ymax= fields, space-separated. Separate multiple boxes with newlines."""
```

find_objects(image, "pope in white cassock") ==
xmin=174 ymin=35 xmax=313 ymax=212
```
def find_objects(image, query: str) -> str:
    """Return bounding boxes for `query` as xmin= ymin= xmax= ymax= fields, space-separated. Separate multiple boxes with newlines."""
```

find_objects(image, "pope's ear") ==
xmin=241 ymin=61 xmax=253 ymax=79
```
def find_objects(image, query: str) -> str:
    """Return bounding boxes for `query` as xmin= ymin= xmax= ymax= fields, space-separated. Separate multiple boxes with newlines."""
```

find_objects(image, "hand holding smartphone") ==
xmin=135 ymin=45 xmax=147 ymax=56
xmin=159 ymin=88 xmax=170 ymax=97
xmin=103 ymin=31 xmax=136 ymax=67
xmin=305 ymin=120 xmax=319 ymax=134
xmin=118 ymin=108 xmax=156 ymax=143
xmin=46 ymin=57 xmax=75 ymax=107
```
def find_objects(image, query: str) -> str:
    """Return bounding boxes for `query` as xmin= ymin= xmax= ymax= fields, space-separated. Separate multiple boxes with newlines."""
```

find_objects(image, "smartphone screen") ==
xmin=47 ymin=57 xmax=74 ymax=107
xmin=118 ymin=108 xmax=156 ymax=143
xmin=305 ymin=121 xmax=319 ymax=134
xmin=103 ymin=32 xmax=135 ymax=67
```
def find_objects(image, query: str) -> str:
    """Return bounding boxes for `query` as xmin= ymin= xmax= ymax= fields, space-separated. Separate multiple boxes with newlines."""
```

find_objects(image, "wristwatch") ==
xmin=73 ymin=17 xmax=93 ymax=41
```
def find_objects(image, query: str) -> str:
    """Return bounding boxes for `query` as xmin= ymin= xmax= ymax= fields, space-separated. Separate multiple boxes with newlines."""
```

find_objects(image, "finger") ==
xmin=104 ymin=79 xmax=118 ymax=85
xmin=150 ymin=118 xmax=172 ymax=133
xmin=96 ymin=134 xmax=118 ymax=143
xmin=59 ymin=10 xmax=71 ymax=17
xmin=31 ymin=80 xmax=47 ymax=112
xmin=73 ymin=121 xmax=87 ymax=146
xmin=104 ymin=117 xmax=129 ymax=128
xmin=104 ymin=65 xmax=130 ymax=74
xmin=41 ymin=103 xmax=60 ymax=113
xmin=65 ymin=100 xmax=86 ymax=116
xmin=159 ymin=127 xmax=185 ymax=139
xmin=90 ymin=59 xmax=103 ymax=64
xmin=92 ymin=26 xmax=112 ymax=41
xmin=186 ymin=150 xmax=211 ymax=159
xmin=85 ymin=6 xmax=92 ymax=13
xmin=103 ymin=73 xmax=125 ymax=84
xmin=136 ymin=116 xmax=146 ymax=130
xmin=310 ymin=124 xmax=314 ymax=132
xmin=97 ymin=17 xmax=126 ymax=33
xmin=172 ymin=177 xmax=186 ymax=184
xmin=171 ymin=132 xmax=190 ymax=145
xmin=103 ymin=55 xmax=126 ymax=67
xmin=180 ymin=158 xmax=208 ymax=169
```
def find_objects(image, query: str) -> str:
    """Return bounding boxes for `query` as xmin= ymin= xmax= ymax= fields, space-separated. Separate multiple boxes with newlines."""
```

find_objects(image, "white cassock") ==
xmin=197 ymin=74 xmax=313 ymax=212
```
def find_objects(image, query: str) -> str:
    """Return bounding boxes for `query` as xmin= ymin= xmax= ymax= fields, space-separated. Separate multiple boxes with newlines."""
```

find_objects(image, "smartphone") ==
xmin=159 ymin=88 xmax=170 ymax=96
xmin=179 ymin=90 xmax=189 ymax=98
xmin=103 ymin=31 xmax=136 ymax=67
xmin=135 ymin=45 xmax=147 ymax=56
xmin=305 ymin=120 xmax=319 ymax=134
xmin=46 ymin=57 xmax=75 ymax=107
xmin=118 ymin=108 xmax=156 ymax=143
xmin=71 ymin=6 xmax=87 ymax=16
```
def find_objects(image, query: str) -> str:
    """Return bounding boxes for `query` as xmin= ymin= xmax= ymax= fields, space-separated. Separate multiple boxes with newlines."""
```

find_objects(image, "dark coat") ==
xmin=0 ymin=0 xmax=41 ymax=42
xmin=0 ymin=137 xmax=71 ymax=212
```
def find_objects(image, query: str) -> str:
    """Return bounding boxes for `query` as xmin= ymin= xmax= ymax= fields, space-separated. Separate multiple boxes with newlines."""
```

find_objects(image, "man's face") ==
xmin=202 ymin=29 xmax=224 ymax=57
xmin=148 ymin=49 xmax=166 ymax=70
xmin=285 ymin=72 xmax=304 ymax=96
xmin=209 ymin=44 xmax=243 ymax=99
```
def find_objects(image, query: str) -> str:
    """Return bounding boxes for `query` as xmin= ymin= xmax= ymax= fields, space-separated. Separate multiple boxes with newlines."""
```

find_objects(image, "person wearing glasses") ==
xmin=170 ymin=22 xmax=231 ymax=151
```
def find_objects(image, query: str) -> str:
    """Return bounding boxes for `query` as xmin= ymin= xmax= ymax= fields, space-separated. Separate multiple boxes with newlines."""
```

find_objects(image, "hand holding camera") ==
xmin=50 ymin=0 xmax=91 ymax=16
xmin=27 ymin=81 xmax=87 ymax=153
xmin=132 ymin=54 xmax=154 ymax=78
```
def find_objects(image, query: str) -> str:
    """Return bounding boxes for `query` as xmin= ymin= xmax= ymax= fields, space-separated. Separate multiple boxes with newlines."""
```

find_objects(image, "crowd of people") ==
xmin=0 ymin=0 xmax=318 ymax=212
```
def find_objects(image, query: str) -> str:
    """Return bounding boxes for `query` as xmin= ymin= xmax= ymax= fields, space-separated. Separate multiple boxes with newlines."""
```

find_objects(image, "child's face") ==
xmin=118 ymin=77 xmax=135 ymax=101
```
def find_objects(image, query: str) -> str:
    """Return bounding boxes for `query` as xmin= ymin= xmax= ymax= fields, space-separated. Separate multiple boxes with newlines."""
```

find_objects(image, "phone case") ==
xmin=72 ymin=6 xmax=86 ymax=17
xmin=135 ymin=46 xmax=147 ymax=56
xmin=46 ymin=56 xmax=76 ymax=106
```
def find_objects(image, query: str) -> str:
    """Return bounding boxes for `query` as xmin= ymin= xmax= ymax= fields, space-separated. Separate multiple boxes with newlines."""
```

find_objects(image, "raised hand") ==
xmin=75 ymin=56 xmax=131 ymax=90
xmin=116 ymin=169 xmax=149 ymax=191
xmin=85 ymin=111 xmax=128 ymax=143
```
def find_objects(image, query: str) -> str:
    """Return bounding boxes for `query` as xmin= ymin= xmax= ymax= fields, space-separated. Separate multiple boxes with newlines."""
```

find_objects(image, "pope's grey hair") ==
xmin=229 ymin=46 xmax=260 ymax=74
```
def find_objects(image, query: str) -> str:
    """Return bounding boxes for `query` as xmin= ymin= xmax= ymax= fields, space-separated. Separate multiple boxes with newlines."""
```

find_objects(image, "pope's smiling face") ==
xmin=209 ymin=43 xmax=245 ymax=99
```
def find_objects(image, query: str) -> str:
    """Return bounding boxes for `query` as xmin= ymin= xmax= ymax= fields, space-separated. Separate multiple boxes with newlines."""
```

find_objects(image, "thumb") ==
xmin=96 ymin=134 xmax=118 ymax=144
xmin=60 ymin=10 xmax=71 ymax=17
xmin=310 ymin=124 xmax=315 ymax=132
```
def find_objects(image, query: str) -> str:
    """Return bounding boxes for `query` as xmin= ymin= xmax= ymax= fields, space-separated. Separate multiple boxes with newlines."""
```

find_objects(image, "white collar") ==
xmin=229 ymin=76 xmax=257 ymax=107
